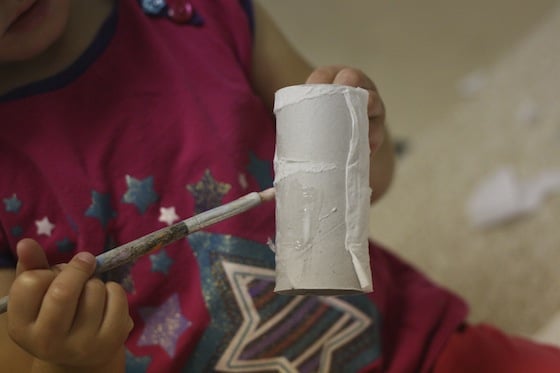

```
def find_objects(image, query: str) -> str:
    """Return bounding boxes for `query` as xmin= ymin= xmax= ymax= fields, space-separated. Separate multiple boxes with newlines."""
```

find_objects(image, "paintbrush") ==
xmin=0 ymin=188 xmax=275 ymax=314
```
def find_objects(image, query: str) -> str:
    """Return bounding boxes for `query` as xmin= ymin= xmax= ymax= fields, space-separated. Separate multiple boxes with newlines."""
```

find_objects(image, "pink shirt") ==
xmin=0 ymin=1 xmax=467 ymax=371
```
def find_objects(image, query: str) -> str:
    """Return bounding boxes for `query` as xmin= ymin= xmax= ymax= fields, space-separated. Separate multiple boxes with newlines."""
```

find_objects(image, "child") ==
xmin=0 ymin=0 xmax=558 ymax=372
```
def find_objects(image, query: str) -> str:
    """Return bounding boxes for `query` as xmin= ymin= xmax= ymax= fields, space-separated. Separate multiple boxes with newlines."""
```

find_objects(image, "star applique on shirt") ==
xmin=56 ymin=237 xmax=76 ymax=253
xmin=126 ymin=349 xmax=152 ymax=372
xmin=216 ymin=261 xmax=374 ymax=372
xmin=3 ymin=194 xmax=22 ymax=213
xmin=150 ymin=250 xmax=174 ymax=274
xmin=246 ymin=151 xmax=273 ymax=190
xmin=85 ymin=190 xmax=117 ymax=228
xmin=11 ymin=226 xmax=23 ymax=237
xmin=123 ymin=175 xmax=159 ymax=214
xmin=159 ymin=206 xmax=179 ymax=226
xmin=35 ymin=217 xmax=55 ymax=236
xmin=138 ymin=293 xmax=191 ymax=357
xmin=186 ymin=169 xmax=231 ymax=213
xmin=184 ymin=232 xmax=381 ymax=372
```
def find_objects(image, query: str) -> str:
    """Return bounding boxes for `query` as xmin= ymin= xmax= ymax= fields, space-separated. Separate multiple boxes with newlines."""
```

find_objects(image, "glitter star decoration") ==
xmin=184 ymin=232 xmax=381 ymax=372
xmin=85 ymin=190 xmax=116 ymax=228
xmin=159 ymin=206 xmax=179 ymax=226
xmin=186 ymin=169 xmax=231 ymax=214
xmin=216 ymin=261 xmax=374 ymax=371
xmin=3 ymin=194 xmax=22 ymax=213
xmin=246 ymin=151 xmax=273 ymax=190
xmin=150 ymin=250 xmax=174 ymax=275
xmin=138 ymin=293 xmax=191 ymax=357
xmin=35 ymin=217 xmax=55 ymax=236
xmin=122 ymin=175 xmax=159 ymax=214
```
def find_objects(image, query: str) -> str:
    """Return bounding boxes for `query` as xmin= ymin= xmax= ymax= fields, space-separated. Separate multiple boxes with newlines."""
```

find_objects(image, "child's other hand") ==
xmin=7 ymin=239 xmax=133 ymax=371
xmin=306 ymin=65 xmax=386 ymax=156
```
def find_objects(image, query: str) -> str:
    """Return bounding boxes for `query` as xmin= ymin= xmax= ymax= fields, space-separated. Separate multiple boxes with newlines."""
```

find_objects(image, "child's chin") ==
xmin=0 ymin=26 xmax=66 ymax=63
xmin=0 ymin=0 xmax=69 ymax=62
xmin=0 ymin=36 xmax=57 ymax=62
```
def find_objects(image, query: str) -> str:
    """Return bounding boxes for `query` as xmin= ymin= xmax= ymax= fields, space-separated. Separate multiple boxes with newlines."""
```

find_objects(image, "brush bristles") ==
xmin=259 ymin=187 xmax=276 ymax=202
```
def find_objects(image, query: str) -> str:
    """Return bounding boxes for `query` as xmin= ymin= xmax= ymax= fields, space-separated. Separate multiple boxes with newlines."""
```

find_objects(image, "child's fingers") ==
xmin=99 ymin=282 xmax=133 ymax=344
xmin=7 ymin=270 xmax=56 ymax=335
xmin=15 ymin=239 xmax=50 ymax=276
xmin=366 ymin=91 xmax=386 ymax=154
xmin=332 ymin=69 xmax=385 ymax=119
xmin=70 ymin=278 xmax=107 ymax=336
xmin=35 ymin=252 xmax=97 ymax=334
xmin=306 ymin=65 xmax=345 ymax=84
xmin=308 ymin=66 xmax=385 ymax=122
xmin=306 ymin=66 xmax=385 ymax=123
xmin=366 ymin=89 xmax=385 ymax=122
xmin=332 ymin=67 xmax=377 ymax=91
xmin=330 ymin=68 xmax=386 ymax=152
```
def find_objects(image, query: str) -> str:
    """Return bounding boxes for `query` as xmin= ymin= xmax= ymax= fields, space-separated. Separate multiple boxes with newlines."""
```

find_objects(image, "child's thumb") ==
xmin=15 ymin=239 xmax=50 ymax=276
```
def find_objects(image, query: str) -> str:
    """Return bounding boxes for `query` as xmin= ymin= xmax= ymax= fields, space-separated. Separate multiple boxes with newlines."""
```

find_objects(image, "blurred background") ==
xmin=259 ymin=0 xmax=560 ymax=344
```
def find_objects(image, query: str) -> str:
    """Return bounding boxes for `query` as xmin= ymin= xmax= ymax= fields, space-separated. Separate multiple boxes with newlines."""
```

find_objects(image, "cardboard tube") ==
xmin=273 ymin=84 xmax=373 ymax=295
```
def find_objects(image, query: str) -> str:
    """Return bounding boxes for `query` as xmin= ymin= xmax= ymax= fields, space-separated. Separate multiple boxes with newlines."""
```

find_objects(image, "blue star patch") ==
xmin=85 ymin=191 xmax=116 ymax=228
xmin=10 ymin=226 xmax=23 ymax=237
xmin=246 ymin=151 xmax=273 ymax=190
xmin=122 ymin=175 xmax=159 ymax=214
xmin=126 ymin=349 xmax=152 ymax=372
xmin=3 ymin=194 xmax=22 ymax=213
xmin=56 ymin=237 xmax=75 ymax=253
xmin=150 ymin=250 xmax=174 ymax=275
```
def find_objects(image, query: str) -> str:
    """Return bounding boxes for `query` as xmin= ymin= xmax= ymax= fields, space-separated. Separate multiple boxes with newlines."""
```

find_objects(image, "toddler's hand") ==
xmin=7 ymin=239 xmax=133 ymax=371
xmin=306 ymin=65 xmax=386 ymax=155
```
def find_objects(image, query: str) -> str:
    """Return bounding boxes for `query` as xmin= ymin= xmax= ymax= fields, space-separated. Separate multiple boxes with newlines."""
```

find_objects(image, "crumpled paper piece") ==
xmin=467 ymin=167 xmax=560 ymax=228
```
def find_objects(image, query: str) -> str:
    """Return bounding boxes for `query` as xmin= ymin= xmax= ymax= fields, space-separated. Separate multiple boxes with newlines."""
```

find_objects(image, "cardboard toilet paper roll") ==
xmin=273 ymin=84 xmax=373 ymax=295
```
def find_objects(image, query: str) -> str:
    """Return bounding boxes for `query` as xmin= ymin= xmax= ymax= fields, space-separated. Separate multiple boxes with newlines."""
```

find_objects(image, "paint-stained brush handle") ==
xmin=0 ymin=188 xmax=275 ymax=314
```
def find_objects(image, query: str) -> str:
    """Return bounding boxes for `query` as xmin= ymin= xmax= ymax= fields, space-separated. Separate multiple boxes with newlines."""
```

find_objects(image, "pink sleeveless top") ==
xmin=0 ymin=1 xmax=467 ymax=371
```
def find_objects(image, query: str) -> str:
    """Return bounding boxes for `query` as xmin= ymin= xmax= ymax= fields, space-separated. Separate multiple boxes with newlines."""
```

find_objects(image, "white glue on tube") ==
xmin=273 ymin=84 xmax=373 ymax=295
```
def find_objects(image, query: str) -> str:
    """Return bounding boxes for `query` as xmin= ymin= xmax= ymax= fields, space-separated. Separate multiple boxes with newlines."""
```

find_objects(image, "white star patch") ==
xmin=159 ymin=206 xmax=179 ymax=226
xmin=35 ymin=216 xmax=55 ymax=236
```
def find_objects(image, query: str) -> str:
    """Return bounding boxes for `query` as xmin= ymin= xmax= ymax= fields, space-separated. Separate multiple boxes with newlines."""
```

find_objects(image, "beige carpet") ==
xmin=260 ymin=0 xmax=560 ymax=341
xmin=368 ymin=5 xmax=560 ymax=340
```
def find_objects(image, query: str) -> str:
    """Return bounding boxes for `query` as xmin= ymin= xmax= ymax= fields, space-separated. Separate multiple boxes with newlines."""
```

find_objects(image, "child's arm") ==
xmin=0 ymin=239 xmax=132 ymax=372
xmin=251 ymin=2 xmax=395 ymax=203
